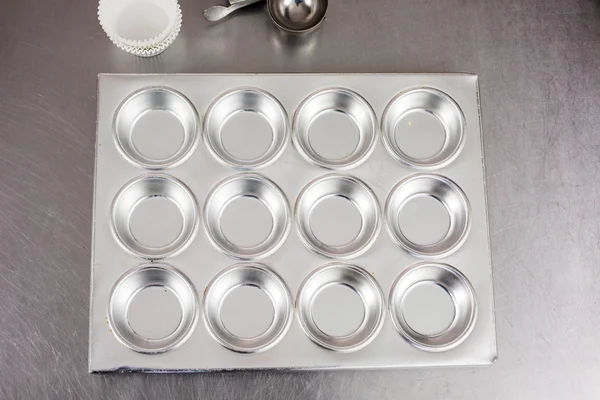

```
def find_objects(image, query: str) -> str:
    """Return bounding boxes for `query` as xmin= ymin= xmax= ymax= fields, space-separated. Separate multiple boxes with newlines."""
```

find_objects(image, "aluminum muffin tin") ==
xmin=90 ymin=74 xmax=496 ymax=372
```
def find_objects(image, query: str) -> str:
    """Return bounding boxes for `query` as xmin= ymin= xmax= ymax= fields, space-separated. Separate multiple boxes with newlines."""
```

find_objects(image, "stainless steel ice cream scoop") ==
xmin=203 ymin=0 xmax=328 ymax=33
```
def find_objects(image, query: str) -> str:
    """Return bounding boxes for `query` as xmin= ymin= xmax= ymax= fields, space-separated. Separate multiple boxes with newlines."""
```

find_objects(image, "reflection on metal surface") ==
xmin=295 ymin=174 xmax=381 ymax=259
xmin=382 ymin=88 xmax=466 ymax=169
xmin=389 ymin=262 xmax=477 ymax=352
xmin=204 ymin=173 xmax=290 ymax=260
xmin=203 ymin=263 xmax=292 ymax=353
xmin=111 ymin=174 xmax=198 ymax=259
xmin=267 ymin=0 xmax=328 ymax=33
xmin=114 ymin=87 xmax=199 ymax=169
xmin=269 ymin=22 xmax=322 ymax=58
xmin=386 ymin=174 xmax=471 ymax=258
xmin=204 ymin=88 xmax=289 ymax=169
xmin=108 ymin=263 xmax=198 ymax=354
xmin=296 ymin=263 xmax=385 ymax=352
xmin=293 ymin=88 xmax=377 ymax=170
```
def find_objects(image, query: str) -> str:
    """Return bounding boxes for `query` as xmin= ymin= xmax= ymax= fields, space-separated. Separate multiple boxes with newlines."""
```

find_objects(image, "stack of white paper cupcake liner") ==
xmin=98 ymin=0 xmax=182 ymax=57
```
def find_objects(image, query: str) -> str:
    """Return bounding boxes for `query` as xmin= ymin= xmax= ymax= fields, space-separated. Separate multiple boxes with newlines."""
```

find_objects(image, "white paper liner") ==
xmin=98 ymin=0 xmax=182 ymax=56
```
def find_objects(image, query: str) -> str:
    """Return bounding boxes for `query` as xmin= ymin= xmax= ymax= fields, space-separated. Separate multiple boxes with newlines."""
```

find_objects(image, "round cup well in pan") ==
xmin=295 ymin=174 xmax=380 ymax=259
xmin=111 ymin=174 xmax=199 ymax=259
xmin=108 ymin=263 xmax=198 ymax=354
xmin=293 ymin=88 xmax=377 ymax=170
xmin=204 ymin=174 xmax=290 ymax=260
xmin=385 ymin=174 xmax=470 ymax=258
xmin=296 ymin=263 xmax=385 ymax=352
xmin=114 ymin=87 xmax=199 ymax=169
xmin=381 ymin=88 xmax=465 ymax=169
xmin=204 ymin=88 xmax=289 ymax=169
xmin=389 ymin=262 xmax=477 ymax=352
xmin=203 ymin=263 xmax=292 ymax=353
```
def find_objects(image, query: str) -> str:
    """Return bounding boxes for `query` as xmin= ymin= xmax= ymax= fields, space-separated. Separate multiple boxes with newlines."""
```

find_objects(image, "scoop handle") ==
xmin=203 ymin=0 xmax=263 ymax=22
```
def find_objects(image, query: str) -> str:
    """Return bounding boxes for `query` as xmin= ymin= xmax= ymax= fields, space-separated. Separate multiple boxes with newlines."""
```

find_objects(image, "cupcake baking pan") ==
xmin=90 ymin=74 xmax=496 ymax=372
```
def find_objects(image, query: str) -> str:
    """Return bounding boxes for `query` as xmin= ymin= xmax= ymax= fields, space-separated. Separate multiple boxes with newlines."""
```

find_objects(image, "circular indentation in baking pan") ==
xmin=114 ymin=87 xmax=199 ymax=169
xmin=385 ymin=174 xmax=470 ymax=258
xmin=220 ymin=286 xmax=274 ymax=338
xmin=204 ymin=174 xmax=290 ymax=259
xmin=203 ymin=263 xmax=292 ymax=353
xmin=389 ymin=262 xmax=477 ymax=352
xmin=108 ymin=263 xmax=198 ymax=354
xmin=311 ymin=283 xmax=366 ymax=337
xmin=111 ymin=174 xmax=199 ymax=259
xmin=402 ymin=282 xmax=455 ymax=336
xmin=293 ymin=88 xmax=377 ymax=170
xmin=297 ymin=263 xmax=385 ymax=352
xmin=295 ymin=174 xmax=380 ymax=259
xmin=381 ymin=88 xmax=465 ymax=169
xmin=204 ymin=88 xmax=289 ymax=169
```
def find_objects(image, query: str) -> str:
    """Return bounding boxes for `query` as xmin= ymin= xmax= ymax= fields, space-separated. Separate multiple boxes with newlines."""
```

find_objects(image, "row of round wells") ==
xmin=109 ymin=261 xmax=477 ymax=355
xmin=111 ymin=172 xmax=471 ymax=261
xmin=113 ymin=85 xmax=466 ymax=171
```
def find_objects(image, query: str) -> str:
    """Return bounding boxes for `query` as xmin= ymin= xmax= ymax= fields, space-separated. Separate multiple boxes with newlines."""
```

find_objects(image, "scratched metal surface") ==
xmin=0 ymin=0 xmax=599 ymax=398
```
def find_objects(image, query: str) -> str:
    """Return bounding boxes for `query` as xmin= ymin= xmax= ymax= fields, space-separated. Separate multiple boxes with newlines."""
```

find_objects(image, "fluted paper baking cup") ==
xmin=115 ymin=23 xmax=181 ymax=57
xmin=98 ymin=0 xmax=182 ymax=56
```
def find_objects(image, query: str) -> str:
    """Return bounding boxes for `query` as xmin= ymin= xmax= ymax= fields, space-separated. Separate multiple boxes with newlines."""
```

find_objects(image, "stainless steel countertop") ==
xmin=1 ymin=0 xmax=599 ymax=398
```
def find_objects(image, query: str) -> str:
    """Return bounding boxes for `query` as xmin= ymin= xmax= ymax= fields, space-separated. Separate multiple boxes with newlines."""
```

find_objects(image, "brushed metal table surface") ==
xmin=0 ymin=0 xmax=599 ymax=398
